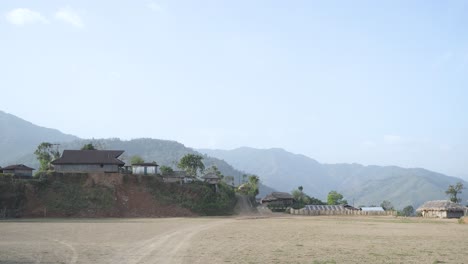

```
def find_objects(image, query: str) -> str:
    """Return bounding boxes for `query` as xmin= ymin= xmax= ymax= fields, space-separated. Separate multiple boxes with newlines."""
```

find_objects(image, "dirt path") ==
xmin=108 ymin=219 xmax=230 ymax=264
xmin=234 ymin=194 xmax=259 ymax=216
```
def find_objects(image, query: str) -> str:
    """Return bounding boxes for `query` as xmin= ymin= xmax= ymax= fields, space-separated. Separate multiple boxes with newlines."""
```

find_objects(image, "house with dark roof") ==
xmin=262 ymin=192 xmax=294 ymax=207
xmin=51 ymin=150 xmax=125 ymax=173
xmin=132 ymin=162 xmax=159 ymax=175
xmin=1 ymin=164 xmax=34 ymax=177
xmin=201 ymin=172 xmax=221 ymax=184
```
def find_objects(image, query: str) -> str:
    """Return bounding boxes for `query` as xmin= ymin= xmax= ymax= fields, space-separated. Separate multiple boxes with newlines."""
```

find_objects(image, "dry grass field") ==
xmin=1 ymin=215 xmax=467 ymax=264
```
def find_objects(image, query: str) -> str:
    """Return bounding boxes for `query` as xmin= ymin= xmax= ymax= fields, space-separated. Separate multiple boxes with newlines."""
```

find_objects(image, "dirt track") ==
xmin=1 ymin=215 xmax=467 ymax=263
xmin=0 ymin=218 xmax=232 ymax=264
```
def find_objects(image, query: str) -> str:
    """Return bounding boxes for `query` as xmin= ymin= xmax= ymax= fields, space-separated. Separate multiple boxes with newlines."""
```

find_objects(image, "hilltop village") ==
xmin=0 ymin=142 xmax=467 ymax=219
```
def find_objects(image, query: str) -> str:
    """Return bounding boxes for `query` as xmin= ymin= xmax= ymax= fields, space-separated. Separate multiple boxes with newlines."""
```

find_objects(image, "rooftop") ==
xmin=417 ymin=200 xmax=466 ymax=212
xmin=51 ymin=150 xmax=125 ymax=165
xmin=1 ymin=164 xmax=34 ymax=170
xmin=263 ymin=192 xmax=294 ymax=201
xmin=132 ymin=162 xmax=159 ymax=167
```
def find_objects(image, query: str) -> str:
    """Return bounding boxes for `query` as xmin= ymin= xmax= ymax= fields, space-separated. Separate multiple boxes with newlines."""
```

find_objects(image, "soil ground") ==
xmin=1 ymin=215 xmax=467 ymax=264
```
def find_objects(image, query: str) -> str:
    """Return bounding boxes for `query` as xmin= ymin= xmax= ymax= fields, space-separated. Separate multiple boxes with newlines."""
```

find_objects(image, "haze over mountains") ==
xmin=1 ymin=110 xmax=467 ymax=209
xmin=0 ymin=111 xmax=78 ymax=165
xmin=200 ymin=147 xmax=468 ymax=209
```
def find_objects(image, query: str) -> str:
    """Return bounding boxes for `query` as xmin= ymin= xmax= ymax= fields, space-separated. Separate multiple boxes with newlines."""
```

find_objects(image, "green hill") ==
xmin=0 ymin=110 xmax=78 ymax=164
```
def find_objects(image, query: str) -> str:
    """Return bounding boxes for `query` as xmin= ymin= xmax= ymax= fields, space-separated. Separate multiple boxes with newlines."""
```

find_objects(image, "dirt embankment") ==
xmin=1 ymin=173 xmax=221 ymax=218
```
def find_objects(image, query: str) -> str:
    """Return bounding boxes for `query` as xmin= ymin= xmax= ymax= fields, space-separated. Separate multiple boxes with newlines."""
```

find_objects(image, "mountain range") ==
xmin=1 ymin=110 xmax=467 ymax=209
xmin=199 ymin=147 xmax=468 ymax=209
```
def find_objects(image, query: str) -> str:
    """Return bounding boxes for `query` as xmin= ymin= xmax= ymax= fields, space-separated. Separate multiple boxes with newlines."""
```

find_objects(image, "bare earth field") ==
xmin=1 ymin=215 xmax=467 ymax=264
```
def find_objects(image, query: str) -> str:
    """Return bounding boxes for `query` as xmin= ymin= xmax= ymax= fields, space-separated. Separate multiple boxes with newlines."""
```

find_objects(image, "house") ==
xmin=161 ymin=171 xmax=187 ymax=184
xmin=360 ymin=206 xmax=385 ymax=212
xmin=1 ymin=164 xmax=34 ymax=177
xmin=201 ymin=172 xmax=221 ymax=184
xmin=262 ymin=192 xmax=294 ymax=207
xmin=132 ymin=162 xmax=159 ymax=175
xmin=51 ymin=150 xmax=125 ymax=173
xmin=305 ymin=204 xmax=360 ymax=211
xmin=416 ymin=200 xmax=466 ymax=219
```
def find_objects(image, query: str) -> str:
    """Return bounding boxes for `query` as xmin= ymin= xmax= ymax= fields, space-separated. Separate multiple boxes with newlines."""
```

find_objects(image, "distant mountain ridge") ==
xmin=199 ymin=147 xmax=468 ymax=209
xmin=0 ymin=110 xmax=78 ymax=164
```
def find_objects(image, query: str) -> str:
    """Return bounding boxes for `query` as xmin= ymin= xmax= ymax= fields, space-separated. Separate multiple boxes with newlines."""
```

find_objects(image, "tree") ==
xmin=292 ymin=187 xmax=326 ymax=208
xmin=381 ymin=200 xmax=395 ymax=211
xmin=247 ymin=175 xmax=260 ymax=196
xmin=309 ymin=196 xmax=326 ymax=205
xmin=159 ymin=165 xmax=174 ymax=175
xmin=130 ymin=155 xmax=145 ymax=165
xmin=81 ymin=143 xmax=96 ymax=150
xmin=34 ymin=142 xmax=61 ymax=172
xmin=237 ymin=175 xmax=260 ymax=196
xmin=401 ymin=205 xmax=415 ymax=217
xmin=177 ymin=154 xmax=205 ymax=178
xmin=327 ymin=190 xmax=347 ymax=205
xmin=446 ymin=182 xmax=464 ymax=203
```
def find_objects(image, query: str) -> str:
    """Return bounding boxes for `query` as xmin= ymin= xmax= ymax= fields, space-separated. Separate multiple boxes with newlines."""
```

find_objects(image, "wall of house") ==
xmin=54 ymin=164 xmax=120 ymax=173
xmin=132 ymin=166 xmax=157 ymax=175
xmin=422 ymin=210 xmax=447 ymax=218
xmin=266 ymin=199 xmax=294 ymax=207
xmin=2 ymin=169 xmax=32 ymax=177
xmin=446 ymin=211 xmax=464 ymax=218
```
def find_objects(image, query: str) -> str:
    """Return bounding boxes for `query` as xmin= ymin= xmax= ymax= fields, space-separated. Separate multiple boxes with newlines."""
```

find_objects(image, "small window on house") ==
xmin=100 ymin=164 xmax=104 ymax=168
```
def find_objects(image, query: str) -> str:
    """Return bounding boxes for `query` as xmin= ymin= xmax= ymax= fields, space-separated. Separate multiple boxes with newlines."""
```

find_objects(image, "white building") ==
xmin=132 ymin=162 xmax=159 ymax=175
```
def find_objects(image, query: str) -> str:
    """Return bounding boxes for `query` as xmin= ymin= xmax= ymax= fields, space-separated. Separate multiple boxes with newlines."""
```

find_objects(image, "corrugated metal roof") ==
xmin=51 ymin=150 xmax=125 ymax=165
xmin=361 ymin=207 xmax=385 ymax=212
xmin=263 ymin=192 xmax=294 ymax=201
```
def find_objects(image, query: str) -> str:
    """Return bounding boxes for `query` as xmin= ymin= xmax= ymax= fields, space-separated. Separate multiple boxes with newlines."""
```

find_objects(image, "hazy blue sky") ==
xmin=1 ymin=1 xmax=467 ymax=178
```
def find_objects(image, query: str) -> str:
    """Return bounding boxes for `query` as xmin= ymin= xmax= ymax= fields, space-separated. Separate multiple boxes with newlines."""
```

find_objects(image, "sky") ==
xmin=1 ymin=0 xmax=468 ymax=179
